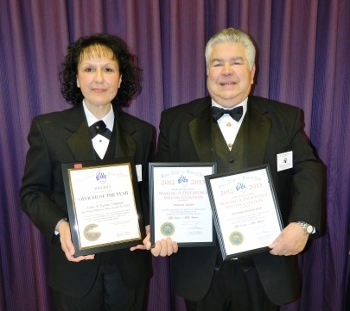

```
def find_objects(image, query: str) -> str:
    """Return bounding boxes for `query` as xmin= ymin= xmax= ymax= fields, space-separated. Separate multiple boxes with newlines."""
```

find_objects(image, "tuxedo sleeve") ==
xmin=19 ymin=117 xmax=67 ymax=241
xmin=154 ymin=111 xmax=171 ymax=162
xmin=285 ymin=109 xmax=324 ymax=236
xmin=138 ymin=124 xmax=155 ymax=226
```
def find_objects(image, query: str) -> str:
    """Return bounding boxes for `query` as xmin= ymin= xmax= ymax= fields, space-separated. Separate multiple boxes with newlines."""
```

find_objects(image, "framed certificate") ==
xmin=149 ymin=162 xmax=217 ymax=247
xmin=62 ymin=158 xmax=145 ymax=256
xmin=205 ymin=165 xmax=283 ymax=260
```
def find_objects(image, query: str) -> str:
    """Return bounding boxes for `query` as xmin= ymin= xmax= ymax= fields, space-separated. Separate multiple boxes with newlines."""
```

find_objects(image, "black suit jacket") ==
xmin=155 ymin=95 xmax=323 ymax=305
xmin=20 ymin=104 xmax=154 ymax=297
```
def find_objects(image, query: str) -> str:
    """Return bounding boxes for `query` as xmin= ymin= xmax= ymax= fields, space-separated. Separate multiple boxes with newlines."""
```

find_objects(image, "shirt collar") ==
xmin=83 ymin=100 xmax=114 ymax=131
xmin=211 ymin=97 xmax=248 ymax=114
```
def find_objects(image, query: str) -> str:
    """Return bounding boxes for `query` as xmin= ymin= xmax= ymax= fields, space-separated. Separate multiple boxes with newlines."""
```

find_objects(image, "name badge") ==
xmin=276 ymin=151 xmax=293 ymax=172
xmin=136 ymin=164 xmax=142 ymax=181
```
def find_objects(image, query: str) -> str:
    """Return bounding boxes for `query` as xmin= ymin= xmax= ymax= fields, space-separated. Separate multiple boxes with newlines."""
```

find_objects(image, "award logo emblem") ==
xmin=229 ymin=231 xmax=244 ymax=246
xmin=96 ymin=170 xmax=107 ymax=184
xmin=160 ymin=222 xmax=175 ymax=236
xmin=236 ymin=182 xmax=246 ymax=193
xmin=178 ymin=175 xmax=188 ymax=187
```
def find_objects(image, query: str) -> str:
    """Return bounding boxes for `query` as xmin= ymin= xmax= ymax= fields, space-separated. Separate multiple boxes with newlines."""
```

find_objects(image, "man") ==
xmin=150 ymin=28 xmax=323 ymax=310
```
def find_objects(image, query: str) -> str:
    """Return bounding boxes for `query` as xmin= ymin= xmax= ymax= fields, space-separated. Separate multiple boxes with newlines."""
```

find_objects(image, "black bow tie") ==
xmin=89 ymin=121 xmax=112 ymax=139
xmin=212 ymin=106 xmax=243 ymax=122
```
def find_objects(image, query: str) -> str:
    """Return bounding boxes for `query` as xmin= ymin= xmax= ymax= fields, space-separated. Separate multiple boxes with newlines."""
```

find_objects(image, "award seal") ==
xmin=229 ymin=231 xmax=244 ymax=246
xmin=84 ymin=224 xmax=101 ymax=241
xmin=160 ymin=222 xmax=175 ymax=236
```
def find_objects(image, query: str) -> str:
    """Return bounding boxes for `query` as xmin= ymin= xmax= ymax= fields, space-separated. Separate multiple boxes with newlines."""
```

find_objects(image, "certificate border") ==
xmin=205 ymin=164 xmax=284 ymax=260
xmin=62 ymin=157 xmax=145 ymax=256
xmin=149 ymin=162 xmax=217 ymax=247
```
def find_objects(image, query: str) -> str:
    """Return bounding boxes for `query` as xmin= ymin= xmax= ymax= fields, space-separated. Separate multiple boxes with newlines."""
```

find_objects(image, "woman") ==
xmin=20 ymin=34 xmax=154 ymax=311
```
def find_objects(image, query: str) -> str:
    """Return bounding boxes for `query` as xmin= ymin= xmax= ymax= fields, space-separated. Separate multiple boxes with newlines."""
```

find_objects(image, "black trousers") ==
xmin=185 ymin=257 xmax=279 ymax=311
xmin=52 ymin=261 xmax=148 ymax=311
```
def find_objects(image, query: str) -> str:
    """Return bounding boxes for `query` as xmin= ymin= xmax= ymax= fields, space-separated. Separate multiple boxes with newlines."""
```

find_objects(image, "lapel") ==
xmin=188 ymin=97 xmax=215 ymax=162
xmin=114 ymin=108 xmax=137 ymax=158
xmin=66 ymin=105 xmax=96 ymax=161
xmin=245 ymin=96 xmax=271 ymax=167
xmin=66 ymin=105 xmax=137 ymax=161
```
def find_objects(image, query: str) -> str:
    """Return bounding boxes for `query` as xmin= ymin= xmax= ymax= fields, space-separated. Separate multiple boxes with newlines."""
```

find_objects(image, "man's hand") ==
xmin=130 ymin=225 xmax=152 ymax=251
xmin=151 ymin=237 xmax=178 ymax=257
xmin=58 ymin=221 xmax=95 ymax=262
xmin=130 ymin=225 xmax=179 ymax=256
xmin=269 ymin=222 xmax=309 ymax=256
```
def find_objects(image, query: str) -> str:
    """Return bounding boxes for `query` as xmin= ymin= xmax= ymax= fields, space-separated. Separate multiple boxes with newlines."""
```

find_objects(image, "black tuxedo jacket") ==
xmin=155 ymin=95 xmax=323 ymax=305
xmin=20 ymin=104 xmax=154 ymax=297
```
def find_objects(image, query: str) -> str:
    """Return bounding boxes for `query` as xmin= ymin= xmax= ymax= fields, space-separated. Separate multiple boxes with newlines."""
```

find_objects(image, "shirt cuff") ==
xmin=54 ymin=218 xmax=67 ymax=235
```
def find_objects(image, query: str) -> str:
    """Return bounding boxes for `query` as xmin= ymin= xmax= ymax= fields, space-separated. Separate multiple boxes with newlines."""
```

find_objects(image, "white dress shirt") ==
xmin=83 ymin=101 xmax=114 ymax=159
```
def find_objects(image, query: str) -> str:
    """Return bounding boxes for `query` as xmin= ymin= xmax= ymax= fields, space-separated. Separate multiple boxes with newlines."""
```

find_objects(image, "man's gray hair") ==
xmin=205 ymin=28 xmax=256 ymax=73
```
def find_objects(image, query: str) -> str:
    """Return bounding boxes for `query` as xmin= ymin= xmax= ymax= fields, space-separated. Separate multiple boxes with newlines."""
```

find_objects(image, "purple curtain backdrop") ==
xmin=1 ymin=0 xmax=349 ymax=310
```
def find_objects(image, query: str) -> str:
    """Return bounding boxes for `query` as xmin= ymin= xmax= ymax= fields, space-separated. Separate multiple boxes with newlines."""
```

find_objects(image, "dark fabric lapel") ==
xmin=188 ymin=98 xmax=215 ymax=162
xmin=114 ymin=109 xmax=137 ymax=158
xmin=245 ymin=98 xmax=271 ymax=167
xmin=66 ymin=106 xmax=96 ymax=161
xmin=65 ymin=106 xmax=137 ymax=161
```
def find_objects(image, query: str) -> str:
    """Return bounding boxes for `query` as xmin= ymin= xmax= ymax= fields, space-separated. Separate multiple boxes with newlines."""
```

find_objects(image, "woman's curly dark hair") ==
xmin=59 ymin=34 xmax=142 ymax=107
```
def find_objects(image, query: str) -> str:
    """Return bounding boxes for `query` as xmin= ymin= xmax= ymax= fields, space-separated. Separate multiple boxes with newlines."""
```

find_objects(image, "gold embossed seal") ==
xmin=84 ymin=224 xmax=101 ymax=241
